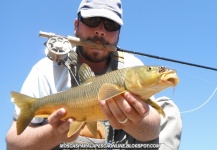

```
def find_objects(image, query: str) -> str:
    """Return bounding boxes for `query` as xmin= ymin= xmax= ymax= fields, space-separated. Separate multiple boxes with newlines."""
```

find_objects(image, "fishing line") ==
xmin=174 ymin=67 xmax=216 ymax=85
xmin=165 ymin=67 xmax=217 ymax=113
xmin=171 ymin=66 xmax=217 ymax=113
xmin=180 ymin=86 xmax=217 ymax=114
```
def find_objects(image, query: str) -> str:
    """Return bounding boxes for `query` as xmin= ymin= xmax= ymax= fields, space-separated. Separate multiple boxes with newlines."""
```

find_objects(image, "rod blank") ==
xmin=117 ymin=47 xmax=217 ymax=71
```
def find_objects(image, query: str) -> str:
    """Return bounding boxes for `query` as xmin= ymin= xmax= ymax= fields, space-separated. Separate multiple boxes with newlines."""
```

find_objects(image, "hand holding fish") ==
xmin=100 ymin=92 xmax=160 ymax=141
xmin=48 ymin=108 xmax=105 ymax=141
xmin=47 ymin=108 xmax=81 ymax=143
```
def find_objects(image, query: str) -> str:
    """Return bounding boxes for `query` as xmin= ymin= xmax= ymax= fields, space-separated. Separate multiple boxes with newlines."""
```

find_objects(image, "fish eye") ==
xmin=147 ymin=67 xmax=152 ymax=71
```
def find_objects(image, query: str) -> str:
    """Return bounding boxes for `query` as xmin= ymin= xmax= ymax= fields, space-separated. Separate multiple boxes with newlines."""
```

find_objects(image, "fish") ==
xmin=11 ymin=63 xmax=179 ymax=138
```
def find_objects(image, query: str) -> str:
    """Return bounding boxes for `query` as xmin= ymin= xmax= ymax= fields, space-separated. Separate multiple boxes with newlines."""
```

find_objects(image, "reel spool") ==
xmin=45 ymin=36 xmax=75 ymax=62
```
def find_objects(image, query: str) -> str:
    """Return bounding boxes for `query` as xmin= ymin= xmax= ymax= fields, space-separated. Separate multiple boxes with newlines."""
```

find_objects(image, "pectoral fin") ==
xmin=98 ymin=83 xmax=126 ymax=100
xmin=68 ymin=121 xmax=85 ymax=137
xmin=146 ymin=99 xmax=166 ymax=117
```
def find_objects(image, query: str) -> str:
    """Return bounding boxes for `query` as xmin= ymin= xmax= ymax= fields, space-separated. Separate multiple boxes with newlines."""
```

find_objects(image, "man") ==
xmin=6 ymin=0 xmax=182 ymax=149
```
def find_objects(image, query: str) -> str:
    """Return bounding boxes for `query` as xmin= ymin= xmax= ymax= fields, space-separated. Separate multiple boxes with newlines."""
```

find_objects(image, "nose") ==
xmin=94 ymin=22 xmax=105 ymax=36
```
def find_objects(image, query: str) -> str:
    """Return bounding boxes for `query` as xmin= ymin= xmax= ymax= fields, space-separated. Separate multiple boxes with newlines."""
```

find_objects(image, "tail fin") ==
xmin=11 ymin=91 xmax=36 ymax=135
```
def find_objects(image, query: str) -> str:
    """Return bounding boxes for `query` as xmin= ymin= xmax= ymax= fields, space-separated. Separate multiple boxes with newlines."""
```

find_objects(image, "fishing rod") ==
xmin=39 ymin=31 xmax=217 ymax=71
xmin=117 ymin=48 xmax=217 ymax=71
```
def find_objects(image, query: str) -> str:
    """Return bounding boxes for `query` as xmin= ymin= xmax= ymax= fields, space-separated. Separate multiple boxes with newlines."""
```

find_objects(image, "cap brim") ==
xmin=80 ymin=9 xmax=123 ymax=26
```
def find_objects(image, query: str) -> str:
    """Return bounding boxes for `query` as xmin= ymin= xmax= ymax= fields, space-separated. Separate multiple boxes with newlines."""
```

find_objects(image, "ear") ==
xmin=74 ymin=19 xmax=79 ymax=35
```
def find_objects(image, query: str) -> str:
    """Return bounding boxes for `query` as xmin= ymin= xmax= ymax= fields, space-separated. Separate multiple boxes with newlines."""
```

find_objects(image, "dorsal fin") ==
xmin=78 ymin=63 xmax=95 ymax=83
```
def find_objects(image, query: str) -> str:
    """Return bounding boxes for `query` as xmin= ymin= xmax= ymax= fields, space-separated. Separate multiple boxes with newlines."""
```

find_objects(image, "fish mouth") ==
xmin=161 ymin=70 xmax=179 ymax=86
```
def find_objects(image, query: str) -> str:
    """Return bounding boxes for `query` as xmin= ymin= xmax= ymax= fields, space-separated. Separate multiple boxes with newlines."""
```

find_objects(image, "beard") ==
xmin=76 ymin=33 xmax=119 ymax=63
xmin=77 ymin=45 xmax=112 ymax=63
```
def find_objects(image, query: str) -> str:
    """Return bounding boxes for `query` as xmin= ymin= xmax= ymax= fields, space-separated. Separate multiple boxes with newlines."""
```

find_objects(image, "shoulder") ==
xmin=110 ymin=51 xmax=144 ymax=70
xmin=30 ymin=57 xmax=68 ymax=79
xmin=123 ymin=52 xmax=144 ymax=67
xmin=32 ymin=57 xmax=64 ymax=72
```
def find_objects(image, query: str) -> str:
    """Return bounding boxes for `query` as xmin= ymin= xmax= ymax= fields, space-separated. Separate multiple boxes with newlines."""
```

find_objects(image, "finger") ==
xmin=115 ymin=94 xmax=139 ymax=122
xmin=56 ymin=118 xmax=73 ymax=134
xmin=106 ymin=96 xmax=128 ymax=123
xmin=124 ymin=92 xmax=150 ymax=117
xmin=99 ymin=100 xmax=114 ymax=119
xmin=48 ymin=108 xmax=66 ymax=126
xmin=110 ymin=95 xmax=130 ymax=123
xmin=99 ymin=100 xmax=121 ymax=128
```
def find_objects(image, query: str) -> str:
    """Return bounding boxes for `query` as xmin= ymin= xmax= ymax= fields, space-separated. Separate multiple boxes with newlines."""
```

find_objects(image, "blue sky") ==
xmin=1 ymin=0 xmax=217 ymax=149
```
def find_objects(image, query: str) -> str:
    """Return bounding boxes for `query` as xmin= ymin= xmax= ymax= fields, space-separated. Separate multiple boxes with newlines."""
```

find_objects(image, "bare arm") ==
xmin=6 ymin=108 xmax=80 ymax=150
xmin=99 ymin=92 xmax=160 ymax=142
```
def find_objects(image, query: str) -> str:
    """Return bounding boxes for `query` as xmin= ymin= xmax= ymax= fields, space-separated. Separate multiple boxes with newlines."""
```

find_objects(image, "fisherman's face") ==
xmin=74 ymin=16 xmax=120 ymax=63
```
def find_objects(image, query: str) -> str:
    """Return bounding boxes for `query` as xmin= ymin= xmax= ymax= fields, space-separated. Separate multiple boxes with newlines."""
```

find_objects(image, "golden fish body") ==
xmin=11 ymin=64 xmax=179 ymax=137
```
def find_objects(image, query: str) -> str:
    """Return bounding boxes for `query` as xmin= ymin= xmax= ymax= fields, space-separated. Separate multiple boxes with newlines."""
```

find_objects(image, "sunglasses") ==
xmin=78 ymin=13 xmax=121 ymax=32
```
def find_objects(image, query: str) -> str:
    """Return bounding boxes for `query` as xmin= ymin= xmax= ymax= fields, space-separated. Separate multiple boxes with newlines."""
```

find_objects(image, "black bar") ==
xmin=117 ymin=48 xmax=217 ymax=71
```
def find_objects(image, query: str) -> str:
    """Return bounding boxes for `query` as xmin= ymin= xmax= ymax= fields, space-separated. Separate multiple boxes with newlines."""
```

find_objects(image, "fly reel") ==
xmin=45 ymin=36 xmax=75 ymax=62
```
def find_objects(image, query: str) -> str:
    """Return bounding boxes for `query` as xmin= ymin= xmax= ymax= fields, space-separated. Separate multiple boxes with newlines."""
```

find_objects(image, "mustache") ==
xmin=87 ymin=36 xmax=109 ymax=45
